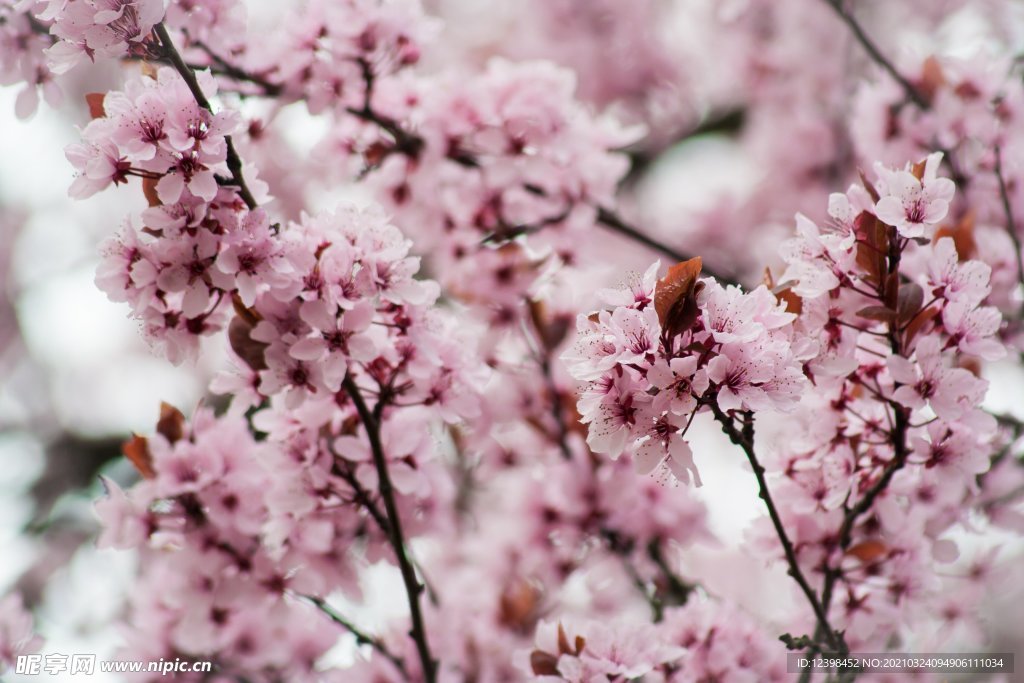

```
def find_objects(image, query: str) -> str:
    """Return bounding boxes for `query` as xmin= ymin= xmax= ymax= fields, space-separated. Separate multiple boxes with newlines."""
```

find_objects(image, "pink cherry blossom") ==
xmin=888 ymin=337 xmax=988 ymax=422
xmin=873 ymin=152 xmax=955 ymax=238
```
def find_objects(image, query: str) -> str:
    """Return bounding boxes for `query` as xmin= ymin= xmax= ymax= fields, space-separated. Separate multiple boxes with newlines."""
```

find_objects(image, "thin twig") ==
xmin=152 ymin=23 xmax=258 ymax=210
xmin=595 ymin=206 xmax=738 ymax=285
xmin=822 ymin=0 xmax=927 ymax=109
xmin=708 ymin=403 xmax=844 ymax=653
xmin=303 ymin=595 xmax=408 ymax=678
xmin=994 ymin=145 xmax=1024 ymax=314
xmin=343 ymin=374 xmax=438 ymax=683
xmin=191 ymin=38 xmax=283 ymax=96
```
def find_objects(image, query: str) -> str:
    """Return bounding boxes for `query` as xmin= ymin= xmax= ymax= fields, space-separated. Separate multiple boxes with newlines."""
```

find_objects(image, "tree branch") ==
xmin=342 ymin=373 xmax=437 ymax=683
xmin=994 ymin=145 xmax=1024 ymax=315
xmin=151 ymin=42 xmax=730 ymax=281
xmin=595 ymin=206 xmax=738 ymax=284
xmin=303 ymin=595 xmax=408 ymax=678
xmin=822 ymin=0 xmax=927 ymax=109
xmin=708 ymin=402 xmax=844 ymax=653
xmin=152 ymin=23 xmax=258 ymax=210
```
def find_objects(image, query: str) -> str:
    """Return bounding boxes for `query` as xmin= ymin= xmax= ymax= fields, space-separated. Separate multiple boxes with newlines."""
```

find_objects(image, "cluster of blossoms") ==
xmin=82 ymin=69 xmax=252 ymax=362
xmin=565 ymin=258 xmax=808 ymax=486
xmin=95 ymin=409 xmax=345 ymax=679
xmin=88 ymin=196 xmax=491 ymax=674
xmin=322 ymin=58 xmax=636 ymax=326
xmin=0 ymin=2 xmax=61 ymax=118
xmin=521 ymin=600 xmax=789 ymax=683
xmin=251 ymin=0 xmax=435 ymax=113
xmin=849 ymin=54 xmax=1024 ymax=345
xmin=569 ymin=154 xmax=1012 ymax=658
xmin=759 ymin=154 xmax=1006 ymax=647
xmin=68 ymin=66 xmax=243 ymax=202
xmin=39 ymin=0 xmax=164 ymax=74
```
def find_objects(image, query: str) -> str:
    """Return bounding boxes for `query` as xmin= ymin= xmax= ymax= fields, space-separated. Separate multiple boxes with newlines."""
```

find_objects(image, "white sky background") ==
xmin=1 ymin=2 xmax=1024 ymax=681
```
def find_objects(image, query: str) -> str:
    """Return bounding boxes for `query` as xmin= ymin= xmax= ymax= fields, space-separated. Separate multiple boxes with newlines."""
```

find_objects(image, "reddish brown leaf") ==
xmin=904 ymin=306 xmax=939 ymax=346
xmin=896 ymin=282 xmax=924 ymax=324
xmin=228 ymin=315 xmax=269 ymax=371
xmin=853 ymin=212 xmax=886 ymax=286
xmin=933 ymin=210 xmax=976 ymax=261
xmin=857 ymin=306 xmax=898 ymax=323
xmin=654 ymin=257 xmax=703 ymax=339
xmin=142 ymin=177 xmax=161 ymax=207
xmin=918 ymin=56 xmax=946 ymax=103
xmin=846 ymin=540 xmax=889 ymax=563
xmin=883 ymin=271 xmax=899 ymax=309
xmin=529 ymin=300 xmax=570 ymax=351
xmin=121 ymin=434 xmax=155 ymax=479
xmin=954 ymin=80 xmax=982 ymax=100
xmin=156 ymin=402 xmax=185 ymax=444
xmin=530 ymin=651 xmax=559 ymax=676
xmin=85 ymin=93 xmax=106 ymax=119
xmin=958 ymin=356 xmax=982 ymax=377
xmin=231 ymin=292 xmax=262 ymax=326
xmin=781 ymin=289 xmax=802 ymax=314
xmin=655 ymin=257 xmax=702 ymax=326
xmin=498 ymin=577 xmax=542 ymax=632
xmin=557 ymin=623 xmax=572 ymax=656
xmin=857 ymin=169 xmax=881 ymax=203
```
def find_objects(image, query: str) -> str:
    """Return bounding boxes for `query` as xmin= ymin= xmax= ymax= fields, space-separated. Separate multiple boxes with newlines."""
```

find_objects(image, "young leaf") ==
xmin=85 ymin=93 xmax=106 ymax=119
xmin=654 ymin=257 xmax=703 ymax=339
xmin=121 ymin=434 xmax=155 ymax=479
xmin=156 ymin=402 xmax=186 ymax=444
xmin=529 ymin=651 xmax=559 ymax=676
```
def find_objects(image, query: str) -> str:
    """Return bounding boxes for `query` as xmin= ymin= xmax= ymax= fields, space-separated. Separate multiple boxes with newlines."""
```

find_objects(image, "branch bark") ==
xmin=304 ymin=595 xmax=408 ymax=678
xmin=708 ymin=403 xmax=845 ymax=654
xmin=822 ymin=0 xmax=927 ymax=108
xmin=152 ymin=23 xmax=258 ymax=210
xmin=342 ymin=373 xmax=438 ymax=683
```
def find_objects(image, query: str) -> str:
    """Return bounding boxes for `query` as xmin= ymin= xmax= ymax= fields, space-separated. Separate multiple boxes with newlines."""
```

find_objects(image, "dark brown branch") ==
xmin=152 ymin=23 xmax=258 ymax=210
xmin=303 ymin=595 xmax=408 ymax=678
xmin=804 ymin=224 xmax=915 ymax=683
xmin=331 ymin=454 xmax=393 ymax=535
xmin=521 ymin=306 xmax=573 ymax=460
xmin=822 ymin=0 xmax=927 ymax=109
xmin=620 ymin=107 xmax=747 ymax=186
xmin=595 ymin=206 xmax=738 ymax=285
xmin=191 ymin=39 xmax=283 ymax=96
xmin=342 ymin=374 xmax=437 ymax=683
xmin=708 ymin=403 xmax=844 ymax=653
